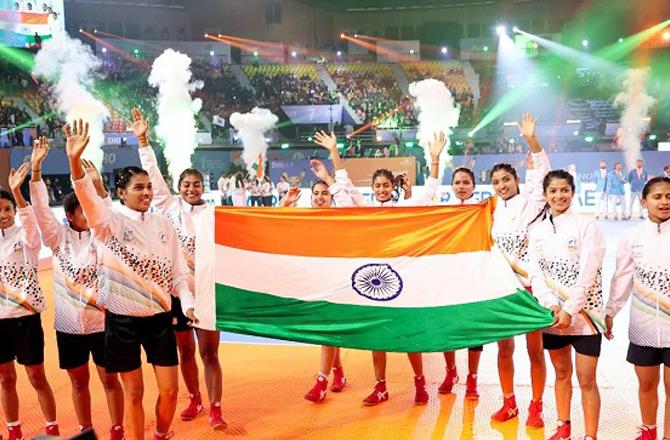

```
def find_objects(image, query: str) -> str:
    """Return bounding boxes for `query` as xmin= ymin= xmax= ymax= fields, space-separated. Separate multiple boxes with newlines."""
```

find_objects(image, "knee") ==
xmin=0 ymin=371 xmax=17 ymax=389
xmin=639 ymin=378 xmax=658 ymax=394
xmin=100 ymin=374 xmax=121 ymax=392
xmin=159 ymin=386 xmax=178 ymax=402
xmin=498 ymin=340 xmax=515 ymax=358
xmin=27 ymin=370 xmax=48 ymax=389
xmin=199 ymin=347 xmax=219 ymax=365
xmin=125 ymin=384 xmax=144 ymax=405
xmin=554 ymin=366 xmax=573 ymax=381
xmin=70 ymin=374 xmax=89 ymax=393
xmin=527 ymin=346 xmax=545 ymax=364
xmin=577 ymin=372 xmax=596 ymax=391
xmin=178 ymin=344 xmax=196 ymax=360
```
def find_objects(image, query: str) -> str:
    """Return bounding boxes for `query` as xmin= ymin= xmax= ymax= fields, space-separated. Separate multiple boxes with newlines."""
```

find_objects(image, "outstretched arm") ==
xmin=314 ymin=131 xmax=344 ymax=171
xmin=9 ymin=163 xmax=40 ymax=249
xmin=28 ymin=137 xmax=63 ymax=249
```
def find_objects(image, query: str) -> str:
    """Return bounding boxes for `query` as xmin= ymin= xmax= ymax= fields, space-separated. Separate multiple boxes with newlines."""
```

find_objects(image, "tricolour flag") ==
xmin=0 ymin=10 xmax=54 ymax=47
xmin=250 ymin=153 xmax=263 ymax=178
xmin=206 ymin=199 xmax=553 ymax=352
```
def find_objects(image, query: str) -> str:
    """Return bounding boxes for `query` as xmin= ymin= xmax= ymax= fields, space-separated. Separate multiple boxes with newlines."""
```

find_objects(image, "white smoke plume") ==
xmin=33 ymin=33 xmax=109 ymax=166
xmin=614 ymin=68 xmax=655 ymax=171
xmin=148 ymin=49 xmax=203 ymax=190
xmin=229 ymin=108 xmax=278 ymax=174
xmin=409 ymin=79 xmax=460 ymax=179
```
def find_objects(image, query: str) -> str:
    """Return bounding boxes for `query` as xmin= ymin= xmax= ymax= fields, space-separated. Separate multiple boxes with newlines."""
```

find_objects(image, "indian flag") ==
xmin=0 ymin=9 xmax=55 ymax=47
xmin=197 ymin=199 xmax=553 ymax=352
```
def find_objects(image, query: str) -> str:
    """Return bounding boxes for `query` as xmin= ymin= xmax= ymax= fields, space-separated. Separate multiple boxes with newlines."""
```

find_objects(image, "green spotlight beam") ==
xmin=2 ymin=111 xmax=60 ymax=136
xmin=0 ymin=46 xmax=36 ymax=72
xmin=598 ymin=19 xmax=670 ymax=61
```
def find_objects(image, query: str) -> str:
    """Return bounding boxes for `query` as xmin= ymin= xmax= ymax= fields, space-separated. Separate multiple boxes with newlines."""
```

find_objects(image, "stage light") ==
xmin=209 ymin=50 xmax=215 ymax=56
xmin=376 ymin=135 xmax=382 ymax=142
xmin=253 ymin=51 xmax=259 ymax=57
xmin=496 ymin=25 xmax=506 ymax=36
xmin=405 ymin=142 xmax=414 ymax=148
xmin=409 ymin=49 xmax=415 ymax=54
xmin=280 ymin=143 xmax=290 ymax=149
xmin=291 ymin=51 xmax=297 ymax=58
xmin=663 ymin=31 xmax=670 ymax=40
xmin=336 ymin=142 xmax=344 ymax=148
xmin=441 ymin=46 xmax=448 ymax=54
xmin=133 ymin=49 xmax=139 ymax=54
xmin=573 ymin=130 xmax=579 ymax=136
xmin=354 ymin=33 xmax=358 ymax=38
xmin=79 ymin=28 xmax=83 ymax=32
xmin=512 ymin=26 xmax=519 ymax=33
xmin=618 ymin=37 xmax=624 ymax=43
xmin=101 ymin=47 xmax=107 ymax=53
xmin=336 ymin=50 xmax=342 ymax=56
xmin=649 ymin=134 xmax=657 ymax=140
xmin=204 ymin=33 xmax=209 ymax=38
xmin=483 ymin=46 xmax=489 ymax=52
xmin=468 ymin=131 xmax=474 ymax=137
xmin=585 ymin=136 xmax=594 ymax=143
xmin=307 ymin=136 xmax=313 ymax=141
xmin=93 ymin=29 xmax=97 ymax=34
xmin=581 ymin=39 xmax=589 ymax=48
xmin=340 ymin=33 xmax=345 ymax=39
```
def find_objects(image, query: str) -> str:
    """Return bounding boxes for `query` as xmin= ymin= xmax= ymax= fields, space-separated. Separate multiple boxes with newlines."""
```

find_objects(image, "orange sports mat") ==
xmin=6 ymin=267 xmax=649 ymax=439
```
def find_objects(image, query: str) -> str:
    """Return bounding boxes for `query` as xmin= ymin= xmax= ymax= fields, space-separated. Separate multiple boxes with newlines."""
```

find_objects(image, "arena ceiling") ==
xmin=300 ymin=0 xmax=510 ymax=12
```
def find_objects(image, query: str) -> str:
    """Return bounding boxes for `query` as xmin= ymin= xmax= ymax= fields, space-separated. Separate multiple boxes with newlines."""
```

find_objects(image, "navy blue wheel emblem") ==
xmin=351 ymin=264 xmax=403 ymax=301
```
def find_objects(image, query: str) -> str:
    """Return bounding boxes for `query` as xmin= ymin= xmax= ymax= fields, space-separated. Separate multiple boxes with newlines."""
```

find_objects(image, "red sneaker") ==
xmin=526 ymin=399 xmax=544 ymax=429
xmin=180 ymin=393 xmax=203 ymax=421
xmin=152 ymin=431 xmax=174 ymax=440
xmin=465 ymin=373 xmax=479 ymax=400
xmin=490 ymin=395 xmax=518 ymax=422
xmin=7 ymin=425 xmax=23 ymax=440
xmin=331 ymin=366 xmax=346 ymax=392
xmin=45 ymin=424 xmax=60 ymax=436
xmin=110 ymin=424 xmax=125 ymax=440
xmin=414 ymin=375 xmax=429 ymax=405
xmin=438 ymin=367 xmax=458 ymax=394
xmin=304 ymin=375 xmax=328 ymax=402
xmin=209 ymin=401 xmax=227 ymax=430
xmin=635 ymin=426 xmax=657 ymax=440
xmin=548 ymin=421 xmax=571 ymax=440
xmin=363 ymin=380 xmax=388 ymax=406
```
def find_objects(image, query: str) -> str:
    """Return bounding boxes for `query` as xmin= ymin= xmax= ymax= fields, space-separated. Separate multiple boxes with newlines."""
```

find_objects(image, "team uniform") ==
xmin=607 ymin=218 xmax=670 ymax=366
xmin=529 ymin=209 xmax=607 ymax=356
xmin=29 ymin=180 xmax=109 ymax=369
xmin=333 ymin=169 xmax=440 ymax=207
xmin=73 ymin=174 xmax=195 ymax=373
xmin=0 ymin=205 xmax=46 ymax=366
xmin=139 ymin=146 xmax=208 ymax=332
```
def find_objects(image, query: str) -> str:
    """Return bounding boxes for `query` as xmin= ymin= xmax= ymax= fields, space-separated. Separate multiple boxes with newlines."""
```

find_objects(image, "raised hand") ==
xmin=310 ymin=159 xmax=330 ymax=182
xmin=429 ymin=131 xmax=447 ymax=159
xmin=63 ymin=119 xmax=90 ymax=159
xmin=314 ymin=130 xmax=338 ymax=152
xmin=517 ymin=112 xmax=537 ymax=139
xmin=130 ymin=107 xmax=149 ymax=142
xmin=280 ymin=187 xmax=301 ymax=207
xmin=82 ymin=159 xmax=102 ymax=184
xmin=31 ymin=136 xmax=50 ymax=166
xmin=9 ymin=162 xmax=31 ymax=193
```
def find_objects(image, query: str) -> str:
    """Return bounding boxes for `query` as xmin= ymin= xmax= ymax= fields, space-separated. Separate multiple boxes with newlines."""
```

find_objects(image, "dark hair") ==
xmin=452 ymin=167 xmax=476 ymax=187
xmin=371 ymin=168 xmax=403 ymax=202
xmin=115 ymin=166 xmax=149 ymax=205
xmin=311 ymin=179 xmax=329 ymax=192
xmin=0 ymin=190 xmax=16 ymax=209
xmin=664 ymin=165 xmax=669 ymax=171
xmin=642 ymin=176 xmax=670 ymax=199
xmin=489 ymin=163 xmax=518 ymax=181
xmin=528 ymin=170 xmax=575 ymax=226
xmin=62 ymin=192 xmax=80 ymax=216
xmin=178 ymin=168 xmax=204 ymax=187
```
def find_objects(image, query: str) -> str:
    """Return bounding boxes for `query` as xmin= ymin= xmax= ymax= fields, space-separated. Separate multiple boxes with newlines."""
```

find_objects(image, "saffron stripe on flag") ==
xmin=214 ymin=200 xmax=496 ymax=258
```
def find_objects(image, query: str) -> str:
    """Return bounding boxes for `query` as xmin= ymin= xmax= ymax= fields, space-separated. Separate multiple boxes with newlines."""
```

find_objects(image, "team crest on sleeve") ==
xmin=351 ymin=264 xmax=403 ymax=301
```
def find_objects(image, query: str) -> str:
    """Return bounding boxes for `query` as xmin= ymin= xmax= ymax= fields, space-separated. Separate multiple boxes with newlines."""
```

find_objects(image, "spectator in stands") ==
xmin=627 ymin=159 xmax=648 ymax=220
xmin=606 ymin=162 xmax=627 ymax=221
xmin=276 ymin=175 xmax=290 ymax=202
xmin=594 ymin=160 xmax=608 ymax=220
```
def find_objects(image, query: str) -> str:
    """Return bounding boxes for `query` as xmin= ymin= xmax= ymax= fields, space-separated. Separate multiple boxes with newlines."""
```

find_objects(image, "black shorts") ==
xmin=468 ymin=346 xmax=484 ymax=352
xmin=56 ymin=331 xmax=106 ymax=370
xmin=627 ymin=343 xmax=670 ymax=367
xmin=171 ymin=296 xmax=191 ymax=332
xmin=0 ymin=314 xmax=44 ymax=366
xmin=104 ymin=311 xmax=178 ymax=373
xmin=542 ymin=333 xmax=602 ymax=357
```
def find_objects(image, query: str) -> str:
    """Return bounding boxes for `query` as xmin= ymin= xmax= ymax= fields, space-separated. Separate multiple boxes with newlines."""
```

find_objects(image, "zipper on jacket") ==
xmin=549 ymin=215 xmax=556 ymax=233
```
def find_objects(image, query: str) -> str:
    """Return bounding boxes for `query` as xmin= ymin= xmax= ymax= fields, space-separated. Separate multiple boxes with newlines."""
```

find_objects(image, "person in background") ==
xmin=261 ymin=175 xmax=273 ymax=207
xmin=567 ymin=164 xmax=582 ymax=208
xmin=628 ymin=159 xmax=648 ymax=220
xmin=276 ymin=175 xmax=290 ymax=203
xmin=663 ymin=165 xmax=669 ymax=178
xmin=606 ymin=162 xmax=627 ymax=221
xmin=593 ymin=160 xmax=608 ymax=220
xmin=216 ymin=172 xmax=228 ymax=206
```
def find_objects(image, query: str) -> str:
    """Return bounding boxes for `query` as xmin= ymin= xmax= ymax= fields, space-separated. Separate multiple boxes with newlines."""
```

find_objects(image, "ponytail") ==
xmin=528 ymin=203 xmax=550 ymax=227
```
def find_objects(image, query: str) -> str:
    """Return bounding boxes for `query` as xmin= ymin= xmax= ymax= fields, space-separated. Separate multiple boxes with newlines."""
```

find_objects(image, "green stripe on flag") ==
xmin=215 ymin=284 xmax=554 ymax=352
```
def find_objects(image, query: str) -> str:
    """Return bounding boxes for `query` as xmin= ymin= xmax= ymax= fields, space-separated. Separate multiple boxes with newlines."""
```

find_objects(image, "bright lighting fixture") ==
xmin=441 ymin=47 xmax=447 ymax=54
xmin=496 ymin=25 xmax=506 ymax=36
xmin=581 ymin=39 xmax=589 ymax=47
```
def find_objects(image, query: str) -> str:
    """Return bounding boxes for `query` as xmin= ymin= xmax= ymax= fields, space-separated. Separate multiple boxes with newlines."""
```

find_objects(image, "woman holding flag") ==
xmin=489 ymin=112 xmax=551 ymax=428
xmin=280 ymin=158 xmax=353 ymax=403
xmin=314 ymin=129 xmax=447 ymax=407
xmin=528 ymin=170 xmax=606 ymax=440
xmin=132 ymin=108 xmax=226 ymax=430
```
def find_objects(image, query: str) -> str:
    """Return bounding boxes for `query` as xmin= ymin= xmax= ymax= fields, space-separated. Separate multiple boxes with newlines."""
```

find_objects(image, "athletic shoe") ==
xmin=7 ymin=425 xmax=23 ymax=440
xmin=635 ymin=426 xmax=657 ymax=440
xmin=363 ymin=380 xmax=388 ymax=406
xmin=526 ymin=399 xmax=544 ymax=429
xmin=465 ymin=373 xmax=479 ymax=400
xmin=45 ymin=424 xmax=60 ymax=436
xmin=331 ymin=366 xmax=346 ymax=392
xmin=438 ymin=367 xmax=458 ymax=394
xmin=490 ymin=395 xmax=518 ymax=422
xmin=110 ymin=424 xmax=125 ymax=440
xmin=152 ymin=431 xmax=174 ymax=440
xmin=304 ymin=375 xmax=328 ymax=402
xmin=548 ymin=421 xmax=571 ymax=440
xmin=414 ymin=375 xmax=429 ymax=405
xmin=180 ymin=393 xmax=203 ymax=421
xmin=209 ymin=401 xmax=227 ymax=430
